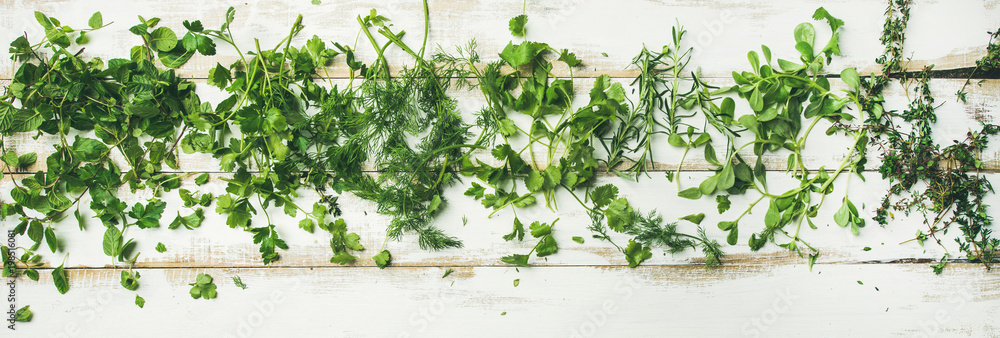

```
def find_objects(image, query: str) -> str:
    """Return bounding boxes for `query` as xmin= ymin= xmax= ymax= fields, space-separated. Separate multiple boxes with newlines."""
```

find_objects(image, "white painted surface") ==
xmin=1 ymin=0 xmax=999 ymax=337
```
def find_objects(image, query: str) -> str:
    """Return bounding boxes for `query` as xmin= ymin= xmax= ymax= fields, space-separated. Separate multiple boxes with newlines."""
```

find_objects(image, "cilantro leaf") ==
xmin=372 ymin=250 xmax=391 ymax=269
xmin=508 ymin=14 xmax=527 ymax=37
xmin=535 ymin=235 xmax=558 ymax=257
xmin=526 ymin=170 xmax=544 ymax=192
xmin=503 ymin=218 xmax=525 ymax=242
xmin=501 ymin=254 xmax=529 ymax=267
xmin=624 ymin=240 xmax=652 ymax=268
xmin=590 ymin=184 xmax=619 ymax=209
xmin=558 ymin=49 xmax=582 ymax=67
xmin=498 ymin=41 xmax=549 ymax=67
xmin=604 ymin=198 xmax=634 ymax=232
xmin=529 ymin=220 xmax=552 ymax=238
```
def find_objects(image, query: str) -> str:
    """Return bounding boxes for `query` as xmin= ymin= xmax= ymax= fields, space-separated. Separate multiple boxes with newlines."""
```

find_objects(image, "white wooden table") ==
xmin=2 ymin=0 xmax=999 ymax=336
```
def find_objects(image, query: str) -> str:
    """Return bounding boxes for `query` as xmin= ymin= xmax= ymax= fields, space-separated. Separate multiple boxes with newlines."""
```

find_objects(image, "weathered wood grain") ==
xmin=2 ymin=1 xmax=999 ymax=336
xmin=1 ymin=0 xmax=998 ymax=79
xmin=8 ymin=264 xmax=1000 ymax=337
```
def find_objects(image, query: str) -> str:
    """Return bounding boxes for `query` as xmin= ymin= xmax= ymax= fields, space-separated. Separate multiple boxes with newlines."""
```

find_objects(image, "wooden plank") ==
xmin=4 ymin=171 xmax=991 ymax=268
xmin=1 ymin=0 xmax=998 ymax=79
xmin=1 ymin=1 xmax=998 ymax=336
xmin=8 ymin=264 xmax=1000 ymax=336
xmin=1 ymin=77 xmax=997 ymax=174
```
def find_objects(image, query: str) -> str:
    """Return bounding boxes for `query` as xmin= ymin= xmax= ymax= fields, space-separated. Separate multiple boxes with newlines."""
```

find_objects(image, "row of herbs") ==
xmin=1 ymin=0 xmax=998 ymax=316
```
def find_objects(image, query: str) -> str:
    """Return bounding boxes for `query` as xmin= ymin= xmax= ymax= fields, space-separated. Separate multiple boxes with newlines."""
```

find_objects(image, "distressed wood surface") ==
xmin=10 ymin=264 xmax=1000 ymax=337
xmin=1 ymin=0 xmax=999 ymax=79
xmin=2 ymin=0 xmax=1000 ymax=337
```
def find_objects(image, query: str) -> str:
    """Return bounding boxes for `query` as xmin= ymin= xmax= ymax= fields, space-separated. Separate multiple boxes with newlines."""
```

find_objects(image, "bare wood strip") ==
xmin=9 ymin=264 xmax=1000 ymax=336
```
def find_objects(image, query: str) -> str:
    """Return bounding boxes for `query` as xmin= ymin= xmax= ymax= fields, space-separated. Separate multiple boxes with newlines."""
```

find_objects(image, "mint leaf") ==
xmin=150 ymin=27 xmax=178 ymax=52
xmin=14 ymin=305 xmax=32 ymax=322
xmin=53 ymin=264 xmax=69 ymax=294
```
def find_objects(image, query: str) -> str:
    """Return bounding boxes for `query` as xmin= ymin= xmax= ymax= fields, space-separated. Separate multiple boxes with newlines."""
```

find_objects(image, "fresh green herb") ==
xmin=189 ymin=273 xmax=217 ymax=300
xmin=232 ymin=276 xmax=248 ymax=290
xmin=957 ymin=27 xmax=999 ymax=102
xmin=866 ymin=0 xmax=999 ymax=271
xmin=135 ymin=295 xmax=145 ymax=308
xmin=53 ymin=264 xmax=69 ymax=294
xmin=155 ymin=242 xmax=167 ymax=253
xmin=707 ymin=8 xmax=866 ymax=262
xmin=501 ymin=220 xmax=559 ymax=267
xmin=120 ymin=270 xmax=140 ymax=291
xmin=14 ymin=305 xmax=32 ymax=322
xmin=442 ymin=268 xmax=453 ymax=278
xmin=194 ymin=173 xmax=210 ymax=185
xmin=373 ymin=250 xmax=392 ymax=269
